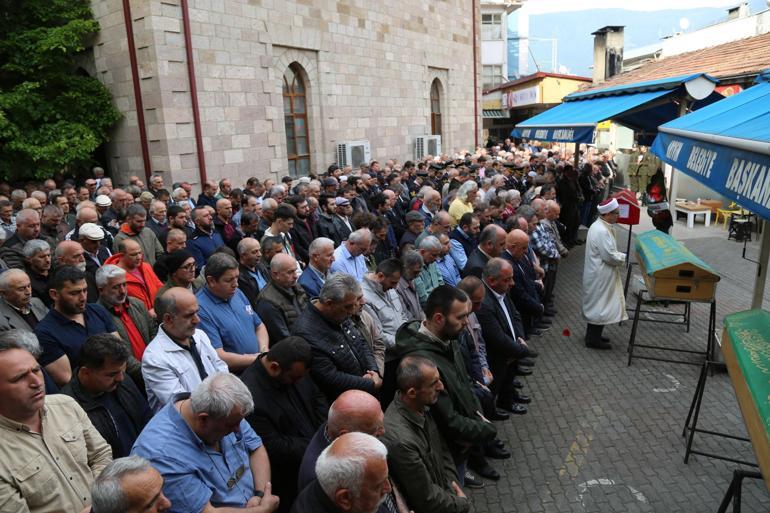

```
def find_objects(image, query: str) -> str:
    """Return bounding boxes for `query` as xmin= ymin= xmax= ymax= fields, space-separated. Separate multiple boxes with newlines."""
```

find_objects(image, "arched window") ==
xmin=430 ymin=79 xmax=442 ymax=136
xmin=283 ymin=65 xmax=310 ymax=177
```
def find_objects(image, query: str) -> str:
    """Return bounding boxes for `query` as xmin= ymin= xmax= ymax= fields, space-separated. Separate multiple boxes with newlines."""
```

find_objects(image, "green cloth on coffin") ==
xmin=634 ymin=230 xmax=717 ymax=276
xmin=724 ymin=309 xmax=770 ymax=446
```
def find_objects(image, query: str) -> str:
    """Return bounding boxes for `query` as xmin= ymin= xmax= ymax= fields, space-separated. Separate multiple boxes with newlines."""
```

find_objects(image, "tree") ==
xmin=0 ymin=0 xmax=121 ymax=180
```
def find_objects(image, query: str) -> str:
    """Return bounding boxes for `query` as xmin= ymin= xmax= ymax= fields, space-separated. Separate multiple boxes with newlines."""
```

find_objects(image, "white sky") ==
xmin=523 ymin=0 xmax=739 ymax=15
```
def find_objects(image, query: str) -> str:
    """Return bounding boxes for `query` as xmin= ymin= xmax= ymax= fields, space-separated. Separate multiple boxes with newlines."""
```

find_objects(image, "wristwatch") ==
xmin=254 ymin=490 xmax=264 ymax=498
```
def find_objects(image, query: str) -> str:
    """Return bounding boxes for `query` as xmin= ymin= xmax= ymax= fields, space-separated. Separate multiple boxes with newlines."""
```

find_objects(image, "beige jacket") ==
xmin=0 ymin=394 xmax=112 ymax=513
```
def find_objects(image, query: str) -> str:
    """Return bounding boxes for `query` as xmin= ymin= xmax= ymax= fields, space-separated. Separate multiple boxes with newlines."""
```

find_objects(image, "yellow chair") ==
xmin=716 ymin=202 xmax=742 ymax=229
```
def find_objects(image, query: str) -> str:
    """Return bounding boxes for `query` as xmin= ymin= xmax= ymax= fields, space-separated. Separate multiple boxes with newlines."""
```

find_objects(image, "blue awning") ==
xmin=651 ymin=70 xmax=770 ymax=220
xmin=512 ymin=73 xmax=719 ymax=144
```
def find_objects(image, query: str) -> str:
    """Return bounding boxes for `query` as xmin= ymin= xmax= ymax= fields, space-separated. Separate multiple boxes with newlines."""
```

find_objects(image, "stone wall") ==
xmin=91 ymin=0 xmax=479 ymax=188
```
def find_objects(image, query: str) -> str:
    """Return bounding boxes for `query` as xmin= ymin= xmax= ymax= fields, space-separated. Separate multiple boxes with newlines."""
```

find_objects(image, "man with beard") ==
xmin=35 ymin=266 xmax=119 ymax=387
xmin=381 ymin=356 xmax=471 ymax=513
xmin=166 ymin=204 xmax=193 ymax=238
xmin=417 ymin=189 xmax=441 ymax=227
xmin=101 ymin=188 xmax=130 ymax=235
xmin=186 ymin=206 xmax=225 ymax=269
xmin=61 ymin=333 xmax=152 ymax=458
xmin=113 ymin=204 xmax=165 ymax=266
xmin=393 ymin=285 xmax=497 ymax=489
xmin=316 ymin=194 xmax=340 ymax=246
xmin=287 ymin=195 xmax=315 ymax=265
xmin=23 ymin=239 xmax=53 ymax=306
xmin=298 ymin=237 xmax=335 ymax=299
xmin=96 ymin=264 xmax=156 ymax=385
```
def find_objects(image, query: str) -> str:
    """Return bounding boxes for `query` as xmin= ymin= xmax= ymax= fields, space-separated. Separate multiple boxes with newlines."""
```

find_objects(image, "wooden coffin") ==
xmin=722 ymin=309 xmax=770 ymax=493
xmin=634 ymin=230 xmax=720 ymax=301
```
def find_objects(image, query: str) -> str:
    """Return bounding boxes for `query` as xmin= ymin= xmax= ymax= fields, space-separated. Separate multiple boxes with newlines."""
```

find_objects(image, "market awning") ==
xmin=511 ymin=73 xmax=719 ymax=144
xmin=651 ymin=70 xmax=770 ymax=220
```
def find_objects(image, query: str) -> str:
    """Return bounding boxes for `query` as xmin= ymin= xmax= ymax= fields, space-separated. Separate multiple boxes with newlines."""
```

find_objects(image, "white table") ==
xmin=675 ymin=205 xmax=712 ymax=229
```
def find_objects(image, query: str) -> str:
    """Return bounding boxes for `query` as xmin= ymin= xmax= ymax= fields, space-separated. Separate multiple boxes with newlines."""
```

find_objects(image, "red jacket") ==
xmin=104 ymin=254 xmax=164 ymax=312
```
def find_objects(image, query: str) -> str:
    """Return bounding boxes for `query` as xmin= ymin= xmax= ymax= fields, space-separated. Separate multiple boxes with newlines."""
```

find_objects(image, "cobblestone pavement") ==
xmin=468 ymin=223 xmax=770 ymax=513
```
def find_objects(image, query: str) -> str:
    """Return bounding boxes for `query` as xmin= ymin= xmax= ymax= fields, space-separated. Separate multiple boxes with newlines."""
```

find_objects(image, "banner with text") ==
xmin=651 ymin=131 xmax=770 ymax=221
xmin=511 ymin=125 xmax=595 ymax=144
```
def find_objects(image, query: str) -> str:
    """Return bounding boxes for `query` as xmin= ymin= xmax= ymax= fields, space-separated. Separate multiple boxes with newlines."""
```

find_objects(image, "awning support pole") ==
xmin=573 ymin=142 xmax=579 ymax=171
xmin=751 ymin=221 xmax=769 ymax=309
xmin=668 ymin=98 xmax=689 ymax=226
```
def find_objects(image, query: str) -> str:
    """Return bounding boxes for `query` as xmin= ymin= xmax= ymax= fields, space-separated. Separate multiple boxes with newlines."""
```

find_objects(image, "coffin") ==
xmin=634 ymin=230 xmax=720 ymax=301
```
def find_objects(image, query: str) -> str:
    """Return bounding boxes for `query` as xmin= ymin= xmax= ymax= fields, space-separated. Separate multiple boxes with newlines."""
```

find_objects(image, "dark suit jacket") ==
xmin=475 ymin=285 xmax=528 ymax=361
xmin=462 ymin=247 xmax=489 ymax=278
xmin=290 ymin=219 xmax=315 ymax=265
xmin=0 ymin=297 xmax=47 ymax=331
xmin=502 ymin=251 xmax=543 ymax=318
xmin=332 ymin=215 xmax=352 ymax=242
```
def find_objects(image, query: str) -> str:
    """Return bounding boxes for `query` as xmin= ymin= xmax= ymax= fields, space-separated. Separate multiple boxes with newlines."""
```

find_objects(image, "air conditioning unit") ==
xmin=414 ymin=135 xmax=441 ymax=160
xmin=335 ymin=140 xmax=371 ymax=168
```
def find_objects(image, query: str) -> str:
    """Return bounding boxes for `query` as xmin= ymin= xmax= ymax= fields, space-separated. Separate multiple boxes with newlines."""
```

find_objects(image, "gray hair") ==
xmin=172 ymin=187 xmax=187 ymax=201
xmin=0 ymin=269 xmax=30 ymax=292
xmin=236 ymin=236 xmax=259 ymax=257
xmin=516 ymin=204 xmax=537 ymax=222
xmin=316 ymin=432 xmax=388 ymax=500
xmin=478 ymin=224 xmax=502 ymax=246
xmin=268 ymin=185 xmax=285 ymax=198
xmin=348 ymin=228 xmax=371 ymax=246
xmin=15 ymin=208 xmax=39 ymax=225
xmin=95 ymin=264 xmax=126 ymax=289
xmin=22 ymin=239 xmax=50 ymax=259
xmin=482 ymin=257 xmax=511 ymax=280
xmin=126 ymin=203 xmax=146 ymax=218
xmin=418 ymin=235 xmax=442 ymax=252
xmin=204 ymin=253 xmax=239 ymax=280
xmin=10 ymin=189 xmax=27 ymax=201
xmin=457 ymin=181 xmax=478 ymax=202
xmin=319 ymin=273 xmax=362 ymax=303
xmin=190 ymin=372 xmax=254 ymax=419
xmin=149 ymin=200 xmax=166 ymax=214
xmin=309 ymin=237 xmax=334 ymax=256
xmin=91 ymin=456 xmax=153 ymax=513
xmin=401 ymin=249 xmax=424 ymax=269
xmin=0 ymin=329 xmax=42 ymax=358
xmin=261 ymin=198 xmax=278 ymax=212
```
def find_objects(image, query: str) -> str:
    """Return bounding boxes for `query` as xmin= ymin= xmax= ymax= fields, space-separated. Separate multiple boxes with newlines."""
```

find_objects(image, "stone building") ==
xmin=90 ymin=0 xmax=481 ymax=188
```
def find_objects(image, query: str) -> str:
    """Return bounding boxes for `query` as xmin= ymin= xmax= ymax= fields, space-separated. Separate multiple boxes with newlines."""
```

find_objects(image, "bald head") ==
xmin=327 ymin=390 xmax=384 ymax=439
xmin=478 ymin=224 xmax=507 ymax=258
xmin=531 ymin=198 xmax=546 ymax=219
xmin=270 ymin=253 xmax=299 ymax=288
xmin=506 ymin=229 xmax=529 ymax=258
xmin=76 ymin=207 xmax=98 ymax=224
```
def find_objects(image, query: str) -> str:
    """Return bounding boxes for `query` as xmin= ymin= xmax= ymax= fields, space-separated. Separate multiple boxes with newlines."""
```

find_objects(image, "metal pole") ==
xmin=751 ymin=220 xmax=770 ymax=309
xmin=626 ymin=224 xmax=633 ymax=265
xmin=573 ymin=142 xmax=580 ymax=170
xmin=668 ymin=99 xmax=689 ymax=230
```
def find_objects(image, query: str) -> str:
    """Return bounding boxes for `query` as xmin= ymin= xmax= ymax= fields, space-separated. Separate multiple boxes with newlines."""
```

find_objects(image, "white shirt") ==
xmin=486 ymin=283 xmax=518 ymax=339
xmin=141 ymin=326 xmax=229 ymax=412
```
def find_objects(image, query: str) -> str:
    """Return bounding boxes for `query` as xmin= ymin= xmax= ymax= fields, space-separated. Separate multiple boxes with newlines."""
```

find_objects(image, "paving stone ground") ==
xmin=467 ymin=221 xmax=770 ymax=513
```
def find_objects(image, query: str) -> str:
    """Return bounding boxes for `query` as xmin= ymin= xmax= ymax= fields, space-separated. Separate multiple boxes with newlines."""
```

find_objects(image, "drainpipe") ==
xmin=472 ymin=0 xmax=479 ymax=149
xmin=121 ymin=0 xmax=152 ymax=182
xmin=180 ymin=0 xmax=208 ymax=185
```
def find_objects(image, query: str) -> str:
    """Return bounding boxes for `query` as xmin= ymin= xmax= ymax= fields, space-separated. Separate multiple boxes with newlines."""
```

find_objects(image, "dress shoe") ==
xmin=534 ymin=323 xmax=552 ymax=331
xmin=515 ymin=367 xmax=533 ymax=376
xmin=601 ymin=335 xmax=611 ymax=343
xmin=512 ymin=394 xmax=532 ymax=404
xmin=498 ymin=402 xmax=528 ymax=414
xmin=512 ymin=379 xmax=524 ymax=389
xmin=519 ymin=357 xmax=536 ymax=367
xmin=484 ymin=444 xmax=511 ymax=460
xmin=474 ymin=463 xmax=501 ymax=481
xmin=544 ymin=307 xmax=558 ymax=316
xmin=488 ymin=408 xmax=510 ymax=421
xmin=526 ymin=348 xmax=539 ymax=358
xmin=493 ymin=439 xmax=506 ymax=449
xmin=464 ymin=471 xmax=485 ymax=488
xmin=538 ymin=317 xmax=553 ymax=325
xmin=585 ymin=339 xmax=612 ymax=350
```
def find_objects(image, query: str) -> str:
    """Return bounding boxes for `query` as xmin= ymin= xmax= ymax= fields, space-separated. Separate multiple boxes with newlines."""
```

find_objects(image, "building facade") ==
xmin=90 ymin=0 xmax=482 ymax=187
xmin=480 ymin=1 xmax=525 ymax=90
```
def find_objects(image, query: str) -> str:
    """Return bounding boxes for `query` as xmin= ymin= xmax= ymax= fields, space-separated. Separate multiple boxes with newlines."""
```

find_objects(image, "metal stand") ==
xmin=626 ymin=288 xmax=702 ymax=367
xmin=682 ymin=360 xmax=758 ymax=466
xmin=716 ymin=469 xmax=764 ymax=513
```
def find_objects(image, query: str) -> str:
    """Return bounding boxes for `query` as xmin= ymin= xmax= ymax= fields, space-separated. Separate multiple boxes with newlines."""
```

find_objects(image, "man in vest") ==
xmin=256 ymin=253 xmax=308 ymax=344
xmin=448 ymin=213 xmax=479 ymax=272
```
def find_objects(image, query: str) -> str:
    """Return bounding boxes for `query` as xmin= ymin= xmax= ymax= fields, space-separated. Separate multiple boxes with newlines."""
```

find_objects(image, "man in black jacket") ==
xmin=241 ymin=337 xmax=327 ymax=513
xmin=292 ymin=273 xmax=381 ymax=402
xmin=61 ymin=333 xmax=152 ymax=458
xmin=462 ymin=224 xmax=506 ymax=278
xmin=501 ymin=229 xmax=545 ymax=337
xmin=237 ymin=237 xmax=270 ymax=309
xmin=476 ymin=258 xmax=536 ymax=413
xmin=287 ymin=195 xmax=315 ymax=265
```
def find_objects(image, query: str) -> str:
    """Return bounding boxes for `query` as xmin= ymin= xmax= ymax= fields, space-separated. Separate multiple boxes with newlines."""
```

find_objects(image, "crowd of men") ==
xmin=0 ymin=140 xmax=627 ymax=513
